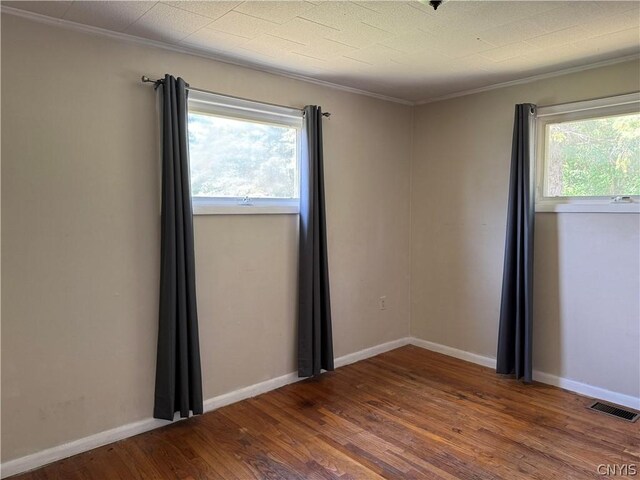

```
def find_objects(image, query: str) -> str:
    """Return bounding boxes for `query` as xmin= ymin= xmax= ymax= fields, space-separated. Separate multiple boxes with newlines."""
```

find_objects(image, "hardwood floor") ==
xmin=12 ymin=346 xmax=639 ymax=479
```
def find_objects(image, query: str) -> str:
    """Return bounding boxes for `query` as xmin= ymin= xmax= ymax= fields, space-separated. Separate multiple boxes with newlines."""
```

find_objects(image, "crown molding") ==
xmin=2 ymin=5 xmax=639 ymax=108
xmin=414 ymin=53 xmax=640 ymax=105
xmin=0 ymin=6 xmax=415 ymax=106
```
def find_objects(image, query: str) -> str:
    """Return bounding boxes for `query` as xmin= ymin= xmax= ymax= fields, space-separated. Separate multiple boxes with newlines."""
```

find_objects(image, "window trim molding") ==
xmin=189 ymin=90 xmax=303 ymax=127
xmin=536 ymin=92 xmax=640 ymax=118
xmin=192 ymin=197 xmax=299 ymax=215
xmin=188 ymin=91 xmax=303 ymax=215
xmin=535 ymin=92 xmax=640 ymax=214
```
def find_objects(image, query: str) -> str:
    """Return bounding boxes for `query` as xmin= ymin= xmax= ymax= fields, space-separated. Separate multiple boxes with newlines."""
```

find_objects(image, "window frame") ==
xmin=187 ymin=90 xmax=303 ymax=215
xmin=535 ymin=92 xmax=640 ymax=214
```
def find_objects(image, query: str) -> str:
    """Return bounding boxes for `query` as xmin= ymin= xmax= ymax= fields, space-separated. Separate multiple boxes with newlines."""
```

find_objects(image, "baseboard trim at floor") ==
xmin=334 ymin=337 xmax=412 ymax=368
xmin=409 ymin=338 xmax=497 ymax=369
xmin=408 ymin=337 xmax=640 ymax=410
xmin=203 ymin=336 xmax=411 ymax=413
xmin=0 ymin=417 xmax=171 ymax=480
xmin=0 ymin=336 xmax=412 ymax=479
xmin=530 ymin=370 xmax=640 ymax=411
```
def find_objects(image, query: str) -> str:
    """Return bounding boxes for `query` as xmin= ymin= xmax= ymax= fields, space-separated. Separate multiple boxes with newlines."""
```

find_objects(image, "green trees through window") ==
xmin=188 ymin=112 xmax=297 ymax=199
xmin=546 ymin=113 xmax=640 ymax=197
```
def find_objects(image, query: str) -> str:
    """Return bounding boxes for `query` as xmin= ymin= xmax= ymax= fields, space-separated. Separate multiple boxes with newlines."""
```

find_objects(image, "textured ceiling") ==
xmin=3 ymin=0 xmax=640 ymax=102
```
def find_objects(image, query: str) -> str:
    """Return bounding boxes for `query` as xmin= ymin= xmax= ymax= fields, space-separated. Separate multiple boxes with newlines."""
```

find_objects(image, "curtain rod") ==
xmin=141 ymin=76 xmax=331 ymax=117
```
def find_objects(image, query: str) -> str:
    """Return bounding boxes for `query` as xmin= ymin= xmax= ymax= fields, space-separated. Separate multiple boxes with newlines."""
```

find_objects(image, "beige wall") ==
xmin=1 ymin=14 xmax=412 ymax=461
xmin=411 ymin=59 xmax=640 ymax=398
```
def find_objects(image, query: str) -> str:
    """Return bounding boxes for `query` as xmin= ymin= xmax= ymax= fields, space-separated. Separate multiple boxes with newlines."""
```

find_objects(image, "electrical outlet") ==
xmin=378 ymin=296 xmax=387 ymax=310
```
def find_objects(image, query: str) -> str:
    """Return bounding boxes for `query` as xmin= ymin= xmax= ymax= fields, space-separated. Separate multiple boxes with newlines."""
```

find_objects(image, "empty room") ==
xmin=1 ymin=0 xmax=639 ymax=478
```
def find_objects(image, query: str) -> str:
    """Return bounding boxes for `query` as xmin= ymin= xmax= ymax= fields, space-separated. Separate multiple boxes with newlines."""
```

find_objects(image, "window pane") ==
xmin=545 ymin=113 xmax=640 ymax=197
xmin=188 ymin=112 xmax=298 ymax=199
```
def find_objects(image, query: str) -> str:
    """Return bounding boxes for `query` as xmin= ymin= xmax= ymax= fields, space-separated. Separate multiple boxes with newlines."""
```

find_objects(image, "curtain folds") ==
xmin=298 ymin=105 xmax=334 ymax=377
xmin=154 ymin=74 xmax=204 ymax=420
xmin=496 ymin=103 xmax=537 ymax=383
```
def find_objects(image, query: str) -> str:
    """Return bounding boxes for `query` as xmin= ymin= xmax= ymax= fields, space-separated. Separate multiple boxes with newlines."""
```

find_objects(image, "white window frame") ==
xmin=188 ymin=90 xmax=303 ymax=215
xmin=535 ymin=92 xmax=640 ymax=214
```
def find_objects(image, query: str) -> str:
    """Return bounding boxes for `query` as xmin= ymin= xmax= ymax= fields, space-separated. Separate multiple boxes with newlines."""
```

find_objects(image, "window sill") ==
xmin=192 ymin=198 xmax=299 ymax=215
xmin=536 ymin=202 xmax=640 ymax=214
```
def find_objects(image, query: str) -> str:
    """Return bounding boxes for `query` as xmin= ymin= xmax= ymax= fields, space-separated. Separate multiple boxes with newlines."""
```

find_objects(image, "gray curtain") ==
xmin=496 ymin=103 xmax=536 ymax=383
xmin=298 ymin=105 xmax=334 ymax=377
xmin=154 ymin=74 xmax=203 ymax=420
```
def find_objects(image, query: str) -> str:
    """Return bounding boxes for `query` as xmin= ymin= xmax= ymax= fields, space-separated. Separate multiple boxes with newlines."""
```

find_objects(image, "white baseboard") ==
xmin=334 ymin=337 xmax=411 ymax=368
xmin=0 ymin=336 xmax=411 ymax=479
xmin=202 ymin=372 xmax=300 ymax=414
xmin=409 ymin=338 xmax=497 ymax=369
xmin=531 ymin=370 xmax=640 ymax=411
xmin=408 ymin=337 xmax=640 ymax=410
xmin=0 ymin=416 xmax=171 ymax=479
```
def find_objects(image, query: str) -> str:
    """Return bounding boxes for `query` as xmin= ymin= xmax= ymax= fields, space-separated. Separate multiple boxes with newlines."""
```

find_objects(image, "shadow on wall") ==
xmin=533 ymin=213 xmax=562 ymax=377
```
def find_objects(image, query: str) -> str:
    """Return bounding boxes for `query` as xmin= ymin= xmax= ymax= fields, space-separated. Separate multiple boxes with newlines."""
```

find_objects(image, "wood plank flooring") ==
xmin=11 ymin=346 xmax=639 ymax=479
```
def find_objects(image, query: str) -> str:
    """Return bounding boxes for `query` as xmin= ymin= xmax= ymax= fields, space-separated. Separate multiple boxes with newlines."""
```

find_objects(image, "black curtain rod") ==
xmin=141 ymin=76 xmax=331 ymax=117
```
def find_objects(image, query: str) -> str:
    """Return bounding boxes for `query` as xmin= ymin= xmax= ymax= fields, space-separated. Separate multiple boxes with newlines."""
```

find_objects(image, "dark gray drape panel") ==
xmin=496 ymin=103 xmax=536 ymax=383
xmin=154 ymin=74 xmax=203 ymax=420
xmin=298 ymin=105 xmax=334 ymax=377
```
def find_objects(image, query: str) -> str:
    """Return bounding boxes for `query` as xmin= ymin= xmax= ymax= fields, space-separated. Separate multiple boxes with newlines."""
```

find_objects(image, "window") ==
xmin=187 ymin=90 xmax=303 ymax=214
xmin=536 ymin=93 xmax=640 ymax=213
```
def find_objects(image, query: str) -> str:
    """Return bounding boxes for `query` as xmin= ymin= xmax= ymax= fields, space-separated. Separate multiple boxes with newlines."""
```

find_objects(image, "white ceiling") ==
xmin=3 ymin=0 xmax=639 ymax=102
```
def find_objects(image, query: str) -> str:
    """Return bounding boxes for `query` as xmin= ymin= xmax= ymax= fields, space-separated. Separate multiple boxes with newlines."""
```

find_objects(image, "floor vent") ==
xmin=588 ymin=402 xmax=639 ymax=422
